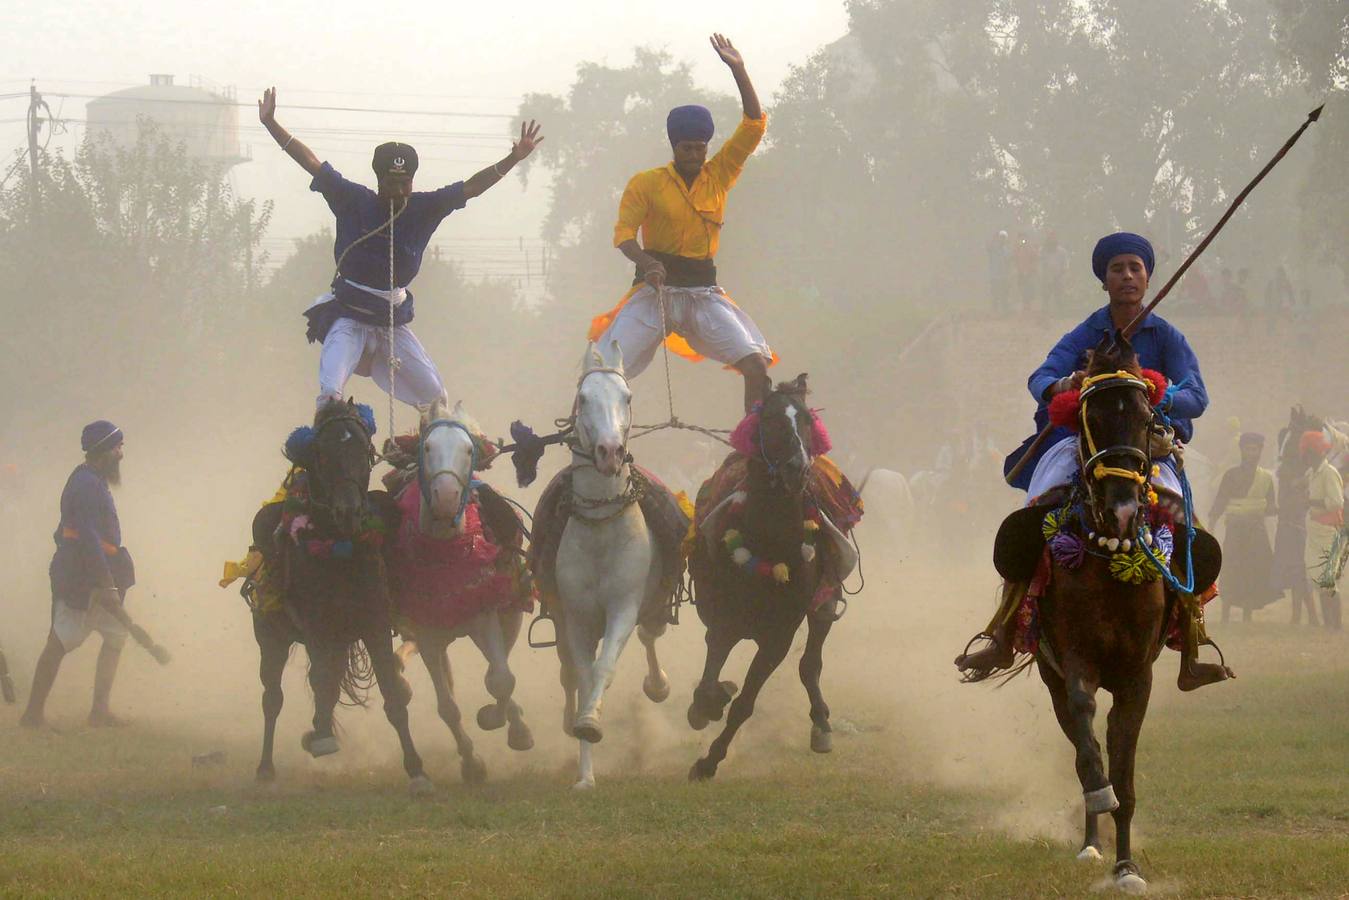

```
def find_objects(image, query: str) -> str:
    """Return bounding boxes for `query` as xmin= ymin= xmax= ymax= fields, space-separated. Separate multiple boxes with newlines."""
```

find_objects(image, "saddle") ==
xmin=529 ymin=464 xmax=690 ymax=627
xmin=691 ymin=452 xmax=864 ymax=591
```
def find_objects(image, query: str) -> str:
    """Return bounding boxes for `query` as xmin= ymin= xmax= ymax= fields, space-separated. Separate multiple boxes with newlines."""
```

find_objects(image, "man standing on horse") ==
xmin=957 ymin=232 xmax=1231 ymax=689
xmin=21 ymin=422 xmax=136 ymax=728
xmin=589 ymin=34 xmax=774 ymax=414
xmin=257 ymin=88 xmax=544 ymax=409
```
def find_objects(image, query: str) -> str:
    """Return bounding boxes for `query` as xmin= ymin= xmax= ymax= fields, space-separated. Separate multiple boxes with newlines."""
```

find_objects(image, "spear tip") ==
xmin=1309 ymin=103 xmax=1325 ymax=122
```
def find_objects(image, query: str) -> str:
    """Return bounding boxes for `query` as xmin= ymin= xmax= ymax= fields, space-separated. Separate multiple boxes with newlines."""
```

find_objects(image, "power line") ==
xmin=1 ymin=77 xmax=520 ymax=104
xmin=46 ymin=91 xmax=516 ymax=119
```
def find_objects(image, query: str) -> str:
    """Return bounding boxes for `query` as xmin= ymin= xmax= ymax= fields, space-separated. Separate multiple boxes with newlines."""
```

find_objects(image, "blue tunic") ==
xmin=1004 ymin=305 xmax=1209 ymax=489
xmin=304 ymin=162 xmax=468 ymax=342
xmin=49 ymin=464 xmax=132 ymax=609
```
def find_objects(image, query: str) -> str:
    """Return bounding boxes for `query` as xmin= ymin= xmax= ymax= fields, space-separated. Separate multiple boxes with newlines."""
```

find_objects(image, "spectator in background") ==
xmin=1013 ymin=231 xmax=1039 ymax=310
xmin=987 ymin=230 xmax=1011 ymax=313
xmin=1209 ymin=433 xmax=1278 ymax=623
xmin=1181 ymin=263 xmax=1215 ymax=312
xmin=1265 ymin=263 xmax=1295 ymax=310
xmin=1040 ymin=230 xmax=1070 ymax=314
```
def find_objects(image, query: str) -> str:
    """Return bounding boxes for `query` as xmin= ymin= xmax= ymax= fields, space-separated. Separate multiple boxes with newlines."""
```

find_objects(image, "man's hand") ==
xmin=1048 ymin=370 xmax=1086 ymax=398
xmin=710 ymin=33 xmax=744 ymax=69
xmin=258 ymin=87 xmax=277 ymax=126
xmin=641 ymin=258 xmax=667 ymax=290
xmin=511 ymin=120 xmax=545 ymax=162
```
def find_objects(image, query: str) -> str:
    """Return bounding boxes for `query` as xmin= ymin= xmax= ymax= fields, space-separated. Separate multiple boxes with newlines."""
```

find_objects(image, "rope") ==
xmin=657 ymin=285 xmax=676 ymax=424
xmin=386 ymin=198 xmax=399 ymax=440
xmin=1138 ymin=466 xmax=1197 ymax=594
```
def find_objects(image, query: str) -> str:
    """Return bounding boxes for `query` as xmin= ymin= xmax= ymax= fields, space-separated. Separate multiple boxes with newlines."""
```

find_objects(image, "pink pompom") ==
xmin=808 ymin=409 xmax=832 ymax=456
xmin=729 ymin=407 xmax=761 ymax=457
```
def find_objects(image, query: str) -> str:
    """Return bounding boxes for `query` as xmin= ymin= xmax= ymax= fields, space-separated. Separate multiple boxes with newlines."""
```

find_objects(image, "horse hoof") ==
xmin=255 ymin=766 xmax=276 ymax=784
xmin=461 ymin=755 xmax=488 ymax=785
xmin=572 ymin=778 xmax=595 ymax=791
xmin=300 ymin=732 xmax=338 ymax=758
xmin=1114 ymin=860 xmax=1147 ymax=895
xmin=643 ymin=673 xmax=671 ymax=703
xmin=687 ymin=704 xmax=711 ymax=731
xmin=477 ymin=704 xmax=507 ymax=731
xmin=573 ymin=715 xmax=603 ymax=744
xmin=1084 ymin=784 xmax=1119 ymax=815
xmin=810 ymin=725 xmax=833 ymax=754
xmin=1076 ymin=845 xmax=1103 ymax=862
xmin=719 ymin=680 xmax=739 ymax=700
xmin=688 ymin=759 xmax=717 ymax=782
xmin=507 ymin=722 xmax=535 ymax=752
xmin=408 ymin=774 xmax=435 ymax=798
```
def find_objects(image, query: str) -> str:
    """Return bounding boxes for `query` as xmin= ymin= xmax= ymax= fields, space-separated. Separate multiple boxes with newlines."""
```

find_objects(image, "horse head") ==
xmin=1077 ymin=335 xmax=1155 ymax=540
xmin=417 ymin=397 xmax=480 ymax=531
xmin=751 ymin=373 xmax=816 ymax=497
xmin=574 ymin=340 xmax=633 ymax=478
xmin=305 ymin=398 xmax=376 ymax=538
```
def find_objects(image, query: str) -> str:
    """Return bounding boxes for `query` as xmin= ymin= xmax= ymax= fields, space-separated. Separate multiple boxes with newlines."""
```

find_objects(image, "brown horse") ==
xmin=1029 ymin=337 xmax=1219 ymax=892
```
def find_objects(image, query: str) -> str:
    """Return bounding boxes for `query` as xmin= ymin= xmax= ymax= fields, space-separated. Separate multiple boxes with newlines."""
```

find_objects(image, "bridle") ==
xmin=308 ymin=412 xmax=376 ymax=518
xmin=756 ymin=397 xmax=812 ymax=491
xmin=1076 ymin=370 xmax=1157 ymax=525
xmin=417 ymin=418 xmax=483 ymax=527
xmin=567 ymin=366 xmax=631 ymax=469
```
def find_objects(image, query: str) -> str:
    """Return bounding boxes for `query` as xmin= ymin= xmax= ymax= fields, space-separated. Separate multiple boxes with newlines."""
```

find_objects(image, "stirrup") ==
xmin=527 ymin=609 xmax=558 ymax=649
xmin=955 ymin=632 xmax=1004 ymax=683
xmin=1198 ymin=636 xmax=1232 ymax=672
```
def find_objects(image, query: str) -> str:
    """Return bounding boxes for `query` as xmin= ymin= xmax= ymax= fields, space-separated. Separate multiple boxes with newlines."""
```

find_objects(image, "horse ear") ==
xmin=584 ymin=341 xmax=603 ymax=372
xmin=607 ymin=339 xmax=625 ymax=374
xmin=794 ymin=373 xmax=809 ymax=392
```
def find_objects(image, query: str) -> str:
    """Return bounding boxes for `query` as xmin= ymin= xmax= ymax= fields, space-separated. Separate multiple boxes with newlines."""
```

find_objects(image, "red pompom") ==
xmin=1138 ymin=369 xmax=1168 ymax=407
xmin=729 ymin=409 xmax=760 ymax=457
xmin=1048 ymin=389 xmax=1082 ymax=430
xmin=808 ymin=409 xmax=833 ymax=455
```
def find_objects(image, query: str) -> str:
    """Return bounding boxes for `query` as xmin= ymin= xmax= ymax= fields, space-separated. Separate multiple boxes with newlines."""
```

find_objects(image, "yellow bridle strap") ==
xmin=1080 ymin=370 xmax=1148 ymax=391
xmin=1093 ymin=464 xmax=1146 ymax=484
xmin=1079 ymin=371 xmax=1157 ymax=483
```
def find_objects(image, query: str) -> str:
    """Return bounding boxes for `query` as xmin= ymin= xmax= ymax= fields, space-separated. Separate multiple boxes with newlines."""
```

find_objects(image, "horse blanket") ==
xmin=530 ymin=464 xmax=690 ymax=627
xmin=386 ymin=483 xmax=534 ymax=632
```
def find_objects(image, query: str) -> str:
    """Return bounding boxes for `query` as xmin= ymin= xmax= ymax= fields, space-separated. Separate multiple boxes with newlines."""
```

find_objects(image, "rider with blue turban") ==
xmin=956 ymin=232 xmax=1231 ymax=691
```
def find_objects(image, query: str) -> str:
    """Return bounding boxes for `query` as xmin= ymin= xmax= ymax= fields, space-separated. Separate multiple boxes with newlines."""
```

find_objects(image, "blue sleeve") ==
xmin=309 ymin=162 xmax=366 ymax=215
xmin=1028 ymin=325 xmax=1091 ymax=403
xmin=68 ymin=474 xmax=113 ymax=585
xmin=1161 ymin=327 xmax=1208 ymax=423
xmin=425 ymin=182 xmax=468 ymax=221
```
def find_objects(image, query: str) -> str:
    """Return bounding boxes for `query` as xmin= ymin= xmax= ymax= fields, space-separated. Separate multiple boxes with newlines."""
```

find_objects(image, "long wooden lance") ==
xmin=1004 ymin=104 xmax=1324 ymax=486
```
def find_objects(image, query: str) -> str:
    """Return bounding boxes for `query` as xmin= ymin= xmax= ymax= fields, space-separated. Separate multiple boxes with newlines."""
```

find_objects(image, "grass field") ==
xmin=2 ymin=577 xmax=1347 ymax=898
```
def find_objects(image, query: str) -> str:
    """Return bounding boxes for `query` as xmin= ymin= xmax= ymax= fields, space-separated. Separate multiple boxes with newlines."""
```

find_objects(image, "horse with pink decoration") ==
xmin=686 ymin=374 xmax=863 ymax=781
xmin=381 ymin=398 xmax=537 ymax=784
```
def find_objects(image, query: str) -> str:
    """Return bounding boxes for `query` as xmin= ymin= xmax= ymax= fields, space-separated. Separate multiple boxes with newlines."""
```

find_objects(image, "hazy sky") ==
xmin=3 ymin=0 xmax=849 ymax=281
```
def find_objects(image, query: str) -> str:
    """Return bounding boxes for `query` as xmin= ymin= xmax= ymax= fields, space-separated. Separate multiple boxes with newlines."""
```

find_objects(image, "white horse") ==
xmin=390 ymin=398 xmax=533 ymax=784
xmin=553 ymin=341 xmax=670 ymax=790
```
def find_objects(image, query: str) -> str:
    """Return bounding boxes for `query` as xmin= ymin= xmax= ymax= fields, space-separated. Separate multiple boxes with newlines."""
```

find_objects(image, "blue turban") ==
xmin=81 ymin=420 xmax=123 ymax=453
xmin=1091 ymin=232 xmax=1155 ymax=283
xmin=667 ymin=105 xmax=715 ymax=148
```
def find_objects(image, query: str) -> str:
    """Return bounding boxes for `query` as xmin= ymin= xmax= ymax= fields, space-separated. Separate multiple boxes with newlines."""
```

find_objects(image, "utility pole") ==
xmin=27 ymin=81 xmax=44 ymax=220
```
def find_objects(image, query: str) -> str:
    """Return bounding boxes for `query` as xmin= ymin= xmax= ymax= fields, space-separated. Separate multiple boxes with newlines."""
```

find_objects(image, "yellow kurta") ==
xmin=590 ymin=114 xmax=768 ymax=362
xmin=1306 ymin=459 xmax=1345 ymax=580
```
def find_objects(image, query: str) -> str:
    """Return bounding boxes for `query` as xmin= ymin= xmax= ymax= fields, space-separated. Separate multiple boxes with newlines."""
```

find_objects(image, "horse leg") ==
xmin=561 ymin=608 xmax=604 ymax=789
xmin=690 ymin=633 xmax=793 ymax=781
xmin=393 ymin=638 xmax=417 ymax=705
xmin=254 ymin=616 xmax=290 ymax=782
xmin=688 ymin=627 xmax=739 ymax=730
xmin=301 ymin=641 xmax=343 ymax=758
xmin=499 ymin=611 xmax=533 ymax=750
xmin=468 ymin=612 xmax=532 ymax=752
xmin=555 ymin=621 xmax=579 ymax=738
xmin=1106 ymin=672 xmax=1153 ymax=893
xmin=575 ymin=599 xmax=640 ymax=744
xmin=419 ymin=634 xmax=486 ymax=785
xmin=365 ymin=629 xmax=430 ymax=794
xmin=1040 ymin=660 xmax=1110 ymax=857
xmin=637 ymin=620 xmax=670 ymax=703
xmin=800 ymin=612 xmax=834 ymax=754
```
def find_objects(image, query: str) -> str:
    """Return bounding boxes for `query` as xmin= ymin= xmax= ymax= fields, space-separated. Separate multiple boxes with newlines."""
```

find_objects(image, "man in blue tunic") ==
xmin=21 ymin=421 xmax=136 ymax=728
xmin=956 ymin=233 xmax=1229 ymax=690
xmin=257 ymin=88 xmax=544 ymax=409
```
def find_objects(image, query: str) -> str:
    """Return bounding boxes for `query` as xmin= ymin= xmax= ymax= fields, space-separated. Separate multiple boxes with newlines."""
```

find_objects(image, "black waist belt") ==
xmin=632 ymin=251 xmax=717 ymax=288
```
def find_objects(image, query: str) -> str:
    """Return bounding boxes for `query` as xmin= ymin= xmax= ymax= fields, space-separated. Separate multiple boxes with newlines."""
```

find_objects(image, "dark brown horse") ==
xmin=249 ymin=399 xmax=430 ymax=794
xmin=687 ymin=375 xmax=837 ymax=781
xmin=1033 ymin=336 xmax=1217 ymax=891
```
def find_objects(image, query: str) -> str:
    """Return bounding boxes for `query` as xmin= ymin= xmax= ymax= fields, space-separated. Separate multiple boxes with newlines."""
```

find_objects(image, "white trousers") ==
xmin=52 ymin=596 xmax=127 ymax=653
xmin=1026 ymin=435 xmax=1182 ymax=505
xmin=595 ymin=285 xmax=772 ymax=378
xmin=317 ymin=317 xmax=446 ymax=409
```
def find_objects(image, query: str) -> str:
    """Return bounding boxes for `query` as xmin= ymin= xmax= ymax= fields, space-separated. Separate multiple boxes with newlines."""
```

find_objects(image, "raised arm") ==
xmin=258 ymin=87 xmax=321 ymax=177
xmin=462 ymin=120 xmax=544 ymax=200
xmin=711 ymin=34 xmax=761 ymax=120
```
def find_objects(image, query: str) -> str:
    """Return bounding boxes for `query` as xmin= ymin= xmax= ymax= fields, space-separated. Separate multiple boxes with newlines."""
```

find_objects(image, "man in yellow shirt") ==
xmin=589 ymin=33 xmax=773 ymax=413
xmin=1208 ymin=433 xmax=1278 ymax=623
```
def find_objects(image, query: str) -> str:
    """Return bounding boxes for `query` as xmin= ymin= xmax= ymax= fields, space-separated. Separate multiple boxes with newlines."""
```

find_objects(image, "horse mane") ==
xmin=1084 ymin=336 xmax=1142 ymax=378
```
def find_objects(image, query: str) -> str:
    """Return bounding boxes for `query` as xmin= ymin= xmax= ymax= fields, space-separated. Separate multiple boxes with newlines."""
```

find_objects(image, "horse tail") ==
xmin=337 ymin=642 xmax=375 ymax=708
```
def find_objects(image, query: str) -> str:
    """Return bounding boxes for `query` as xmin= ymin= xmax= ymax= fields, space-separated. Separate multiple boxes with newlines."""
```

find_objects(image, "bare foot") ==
xmin=88 ymin=710 xmax=131 ymax=728
xmin=1178 ymin=661 xmax=1235 ymax=692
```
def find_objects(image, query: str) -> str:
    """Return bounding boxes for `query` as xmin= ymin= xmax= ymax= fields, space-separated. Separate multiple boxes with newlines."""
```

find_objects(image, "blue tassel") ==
xmin=284 ymin=426 xmax=316 ymax=462
xmin=355 ymin=403 xmax=377 ymax=436
xmin=332 ymin=540 xmax=354 ymax=558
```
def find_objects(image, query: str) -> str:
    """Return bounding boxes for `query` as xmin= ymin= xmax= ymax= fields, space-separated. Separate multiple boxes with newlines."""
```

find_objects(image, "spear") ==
xmin=1005 ymin=104 xmax=1325 ymax=486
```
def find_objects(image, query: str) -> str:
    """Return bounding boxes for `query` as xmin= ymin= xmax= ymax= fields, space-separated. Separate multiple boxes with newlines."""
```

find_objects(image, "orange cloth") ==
xmin=592 ymin=114 xmax=769 ymax=364
xmin=62 ymin=526 xmax=119 ymax=557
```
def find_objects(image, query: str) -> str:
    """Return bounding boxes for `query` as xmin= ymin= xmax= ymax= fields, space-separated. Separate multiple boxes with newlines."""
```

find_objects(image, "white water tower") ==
xmin=86 ymin=74 xmax=248 ymax=168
